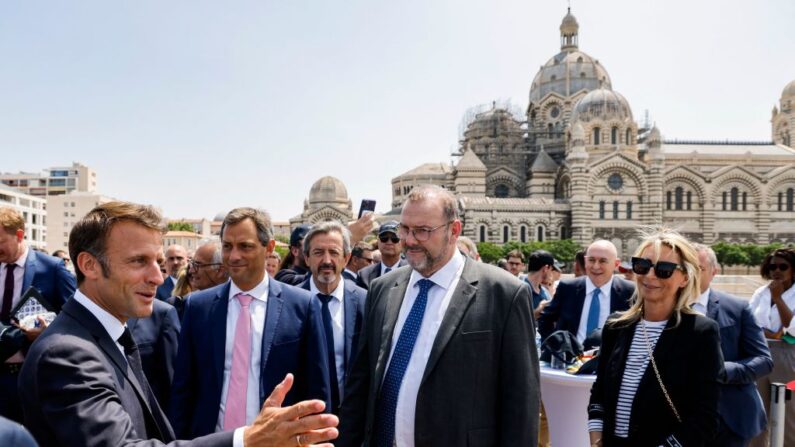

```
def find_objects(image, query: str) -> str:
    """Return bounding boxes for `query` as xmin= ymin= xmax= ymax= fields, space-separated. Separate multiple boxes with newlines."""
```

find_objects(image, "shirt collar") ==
xmin=229 ymin=275 xmax=269 ymax=303
xmin=4 ymin=246 xmax=28 ymax=269
xmin=408 ymin=249 xmax=465 ymax=292
xmin=343 ymin=268 xmax=357 ymax=279
xmin=381 ymin=258 xmax=401 ymax=271
xmin=309 ymin=276 xmax=345 ymax=302
xmin=72 ymin=289 xmax=126 ymax=343
xmin=585 ymin=275 xmax=614 ymax=296
xmin=696 ymin=288 xmax=711 ymax=309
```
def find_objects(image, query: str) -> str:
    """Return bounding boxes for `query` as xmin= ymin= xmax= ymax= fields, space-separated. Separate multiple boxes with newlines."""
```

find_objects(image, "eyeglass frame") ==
xmin=397 ymin=221 xmax=453 ymax=242
xmin=630 ymin=257 xmax=685 ymax=279
xmin=378 ymin=234 xmax=401 ymax=244
xmin=188 ymin=260 xmax=223 ymax=271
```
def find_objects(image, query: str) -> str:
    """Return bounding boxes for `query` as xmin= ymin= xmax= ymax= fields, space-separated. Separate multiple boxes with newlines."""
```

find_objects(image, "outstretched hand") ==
xmin=243 ymin=374 xmax=339 ymax=447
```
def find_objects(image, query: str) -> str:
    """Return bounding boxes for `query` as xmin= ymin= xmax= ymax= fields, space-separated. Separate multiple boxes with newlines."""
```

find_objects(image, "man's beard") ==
xmin=403 ymin=235 xmax=448 ymax=275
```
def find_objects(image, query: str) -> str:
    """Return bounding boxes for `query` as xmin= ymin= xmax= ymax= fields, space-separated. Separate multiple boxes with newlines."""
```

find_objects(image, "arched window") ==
xmin=666 ymin=191 xmax=672 ymax=210
xmin=730 ymin=187 xmax=739 ymax=211
xmin=686 ymin=191 xmax=692 ymax=210
xmin=675 ymin=187 xmax=683 ymax=210
xmin=479 ymin=225 xmax=486 ymax=243
xmin=722 ymin=191 xmax=727 ymax=210
xmin=625 ymin=128 xmax=631 ymax=145
xmin=612 ymin=201 xmax=619 ymax=219
xmin=611 ymin=127 xmax=618 ymax=145
xmin=547 ymin=123 xmax=553 ymax=136
xmin=495 ymin=184 xmax=509 ymax=198
xmin=520 ymin=226 xmax=527 ymax=243
xmin=780 ymin=191 xmax=785 ymax=211
xmin=537 ymin=226 xmax=545 ymax=242
xmin=742 ymin=192 xmax=747 ymax=211
xmin=788 ymin=188 xmax=795 ymax=211
xmin=593 ymin=127 xmax=601 ymax=145
xmin=560 ymin=226 xmax=568 ymax=239
xmin=503 ymin=225 xmax=510 ymax=243
xmin=599 ymin=201 xmax=605 ymax=219
xmin=626 ymin=201 xmax=633 ymax=220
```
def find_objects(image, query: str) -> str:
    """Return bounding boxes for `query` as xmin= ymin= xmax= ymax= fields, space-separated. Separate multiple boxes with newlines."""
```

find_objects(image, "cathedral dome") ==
xmin=529 ymin=10 xmax=611 ymax=103
xmin=308 ymin=176 xmax=349 ymax=204
xmin=569 ymin=88 xmax=633 ymax=123
xmin=782 ymin=79 xmax=795 ymax=99
xmin=463 ymin=106 xmax=523 ymax=139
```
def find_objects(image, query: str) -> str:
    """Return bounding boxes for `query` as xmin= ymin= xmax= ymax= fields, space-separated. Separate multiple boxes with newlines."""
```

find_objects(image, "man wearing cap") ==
xmin=524 ymin=250 xmax=556 ymax=320
xmin=355 ymin=221 xmax=406 ymax=290
xmin=274 ymin=224 xmax=312 ymax=286
xmin=538 ymin=240 xmax=634 ymax=344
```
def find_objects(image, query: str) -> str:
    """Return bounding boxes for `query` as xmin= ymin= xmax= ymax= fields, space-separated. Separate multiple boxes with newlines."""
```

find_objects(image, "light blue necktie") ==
xmin=586 ymin=288 xmax=602 ymax=336
xmin=373 ymin=278 xmax=434 ymax=447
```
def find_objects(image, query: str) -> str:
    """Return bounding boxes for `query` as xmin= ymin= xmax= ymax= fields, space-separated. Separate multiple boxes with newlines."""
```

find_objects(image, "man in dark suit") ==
xmin=156 ymin=244 xmax=188 ymax=301
xmin=538 ymin=240 xmax=634 ymax=344
xmin=355 ymin=221 xmax=407 ymax=290
xmin=129 ymin=299 xmax=181 ymax=413
xmin=19 ymin=201 xmax=339 ymax=446
xmin=0 ymin=207 xmax=76 ymax=422
xmin=168 ymin=242 xmax=228 ymax=320
xmin=299 ymin=222 xmax=367 ymax=413
xmin=694 ymin=244 xmax=773 ymax=447
xmin=338 ymin=185 xmax=539 ymax=446
xmin=170 ymin=207 xmax=332 ymax=440
xmin=342 ymin=242 xmax=374 ymax=283
xmin=274 ymin=224 xmax=312 ymax=286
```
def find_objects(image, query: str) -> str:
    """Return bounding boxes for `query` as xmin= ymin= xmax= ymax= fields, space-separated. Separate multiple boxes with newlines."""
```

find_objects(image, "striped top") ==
xmin=588 ymin=319 xmax=667 ymax=437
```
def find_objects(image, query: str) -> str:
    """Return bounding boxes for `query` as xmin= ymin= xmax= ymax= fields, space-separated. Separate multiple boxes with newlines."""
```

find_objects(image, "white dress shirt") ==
xmin=72 ymin=289 xmax=126 ymax=356
xmin=310 ymin=278 xmax=346 ymax=399
xmin=750 ymin=282 xmax=795 ymax=337
xmin=216 ymin=277 xmax=269 ymax=437
xmin=0 ymin=247 xmax=28 ymax=310
xmin=576 ymin=276 xmax=614 ymax=343
xmin=693 ymin=289 xmax=710 ymax=315
xmin=387 ymin=250 xmax=465 ymax=447
xmin=380 ymin=259 xmax=401 ymax=276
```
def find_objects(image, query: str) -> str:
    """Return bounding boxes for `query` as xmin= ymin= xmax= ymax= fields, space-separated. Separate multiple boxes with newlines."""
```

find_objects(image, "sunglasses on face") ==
xmin=631 ymin=257 xmax=684 ymax=279
xmin=379 ymin=234 xmax=400 ymax=244
xmin=768 ymin=263 xmax=790 ymax=272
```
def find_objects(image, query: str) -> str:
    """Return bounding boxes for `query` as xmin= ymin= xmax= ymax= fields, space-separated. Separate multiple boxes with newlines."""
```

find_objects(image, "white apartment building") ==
xmin=0 ymin=184 xmax=47 ymax=250
xmin=47 ymin=192 xmax=114 ymax=251
xmin=0 ymin=162 xmax=96 ymax=197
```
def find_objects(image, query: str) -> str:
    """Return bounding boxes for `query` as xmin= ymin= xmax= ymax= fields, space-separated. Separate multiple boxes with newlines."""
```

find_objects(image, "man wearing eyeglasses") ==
xmin=338 ymin=185 xmax=539 ymax=447
xmin=343 ymin=242 xmax=374 ymax=282
xmin=355 ymin=221 xmax=407 ymax=290
xmin=538 ymin=239 xmax=634 ymax=345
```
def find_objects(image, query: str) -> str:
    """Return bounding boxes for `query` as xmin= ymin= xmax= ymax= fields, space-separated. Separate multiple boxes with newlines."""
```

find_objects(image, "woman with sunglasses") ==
xmin=588 ymin=229 xmax=723 ymax=447
xmin=748 ymin=247 xmax=795 ymax=447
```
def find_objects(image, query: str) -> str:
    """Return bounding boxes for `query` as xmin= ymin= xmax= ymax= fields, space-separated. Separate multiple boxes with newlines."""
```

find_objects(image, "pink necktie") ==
xmin=224 ymin=293 xmax=254 ymax=430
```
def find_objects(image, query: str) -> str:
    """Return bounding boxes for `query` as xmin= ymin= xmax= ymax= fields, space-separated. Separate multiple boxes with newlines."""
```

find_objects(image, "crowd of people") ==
xmin=0 ymin=184 xmax=793 ymax=446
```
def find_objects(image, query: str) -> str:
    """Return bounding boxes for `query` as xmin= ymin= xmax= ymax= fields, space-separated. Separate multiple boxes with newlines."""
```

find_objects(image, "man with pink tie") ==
xmin=170 ymin=207 xmax=332 ymax=440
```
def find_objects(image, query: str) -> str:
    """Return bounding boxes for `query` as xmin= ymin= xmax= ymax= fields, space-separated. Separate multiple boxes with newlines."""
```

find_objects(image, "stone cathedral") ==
xmin=388 ymin=9 xmax=795 ymax=256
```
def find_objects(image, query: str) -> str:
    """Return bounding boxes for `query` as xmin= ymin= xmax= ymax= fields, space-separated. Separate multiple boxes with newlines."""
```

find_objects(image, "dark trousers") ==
xmin=0 ymin=369 xmax=22 ymax=423
xmin=707 ymin=418 xmax=749 ymax=447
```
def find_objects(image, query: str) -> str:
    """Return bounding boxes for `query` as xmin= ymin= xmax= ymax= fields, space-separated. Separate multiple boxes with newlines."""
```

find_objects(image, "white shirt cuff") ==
xmin=233 ymin=427 xmax=245 ymax=447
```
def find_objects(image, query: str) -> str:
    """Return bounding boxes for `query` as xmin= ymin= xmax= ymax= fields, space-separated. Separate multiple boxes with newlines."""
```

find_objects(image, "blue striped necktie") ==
xmin=373 ymin=278 xmax=434 ymax=447
xmin=586 ymin=287 xmax=602 ymax=336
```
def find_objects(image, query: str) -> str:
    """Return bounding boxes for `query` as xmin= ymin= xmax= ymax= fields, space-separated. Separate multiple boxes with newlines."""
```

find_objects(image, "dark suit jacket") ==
xmin=166 ymin=295 xmax=187 ymax=322
xmin=155 ymin=278 xmax=175 ymax=301
xmin=706 ymin=289 xmax=773 ymax=440
xmin=273 ymin=265 xmax=309 ymax=286
xmin=341 ymin=269 xmax=357 ymax=283
xmin=337 ymin=259 xmax=540 ymax=446
xmin=0 ymin=415 xmax=36 ymax=447
xmin=354 ymin=259 xmax=408 ymax=290
xmin=589 ymin=313 xmax=724 ymax=446
xmin=19 ymin=298 xmax=232 ymax=446
xmin=170 ymin=279 xmax=331 ymax=439
xmin=538 ymin=276 xmax=634 ymax=341
xmin=299 ymin=277 xmax=367 ymax=397
xmin=129 ymin=300 xmax=182 ymax=414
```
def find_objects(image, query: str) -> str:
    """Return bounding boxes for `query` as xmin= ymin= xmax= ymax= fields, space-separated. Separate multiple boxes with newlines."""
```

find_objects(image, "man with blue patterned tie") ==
xmin=538 ymin=240 xmax=634 ymax=344
xmin=337 ymin=185 xmax=539 ymax=446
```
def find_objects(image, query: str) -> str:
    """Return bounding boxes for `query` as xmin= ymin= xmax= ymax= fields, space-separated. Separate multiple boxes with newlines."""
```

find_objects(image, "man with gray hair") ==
xmin=338 ymin=185 xmax=539 ymax=446
xmin=170 ymin=207 xmax=332 ymax=440
xmin=693 ymin=243 xmax=772 ymax=447
xmin=298 ymin=222 xmax=367 ymax=414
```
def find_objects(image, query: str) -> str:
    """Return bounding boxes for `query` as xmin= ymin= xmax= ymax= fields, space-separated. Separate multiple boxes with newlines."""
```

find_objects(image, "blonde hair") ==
xmin=611 ymin=228 xmax=701 ymax=328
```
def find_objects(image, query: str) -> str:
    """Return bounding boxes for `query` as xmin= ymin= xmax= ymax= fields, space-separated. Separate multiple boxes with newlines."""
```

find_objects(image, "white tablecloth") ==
xmin=540 ymin=365 xmax=596 ymax=447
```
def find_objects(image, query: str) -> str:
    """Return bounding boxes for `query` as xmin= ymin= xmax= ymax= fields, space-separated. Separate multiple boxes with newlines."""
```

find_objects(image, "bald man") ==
xmin=538 ymin=240 xmax=635 ymax=344
xmin=156 ymin=244 xmax=188 ymax=300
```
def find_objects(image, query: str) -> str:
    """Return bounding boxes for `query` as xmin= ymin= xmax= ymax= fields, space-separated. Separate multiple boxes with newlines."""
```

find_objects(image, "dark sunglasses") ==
xmin=768 ymin=263 xmax=790 ymax=272
xmin=631 ymin=257 xmax=684 ymax=279
xmin=379 ymin=234 xmax=400 ymax=244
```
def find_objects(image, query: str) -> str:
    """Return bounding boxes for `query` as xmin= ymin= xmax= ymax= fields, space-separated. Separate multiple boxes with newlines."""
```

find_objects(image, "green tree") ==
xmin=167 ymin=221 xmax=194 ymax=232
xmin=274 ymin=234 xmax=289 ymax=244
xmin=477 ymin=242 xmax=504 ymax=264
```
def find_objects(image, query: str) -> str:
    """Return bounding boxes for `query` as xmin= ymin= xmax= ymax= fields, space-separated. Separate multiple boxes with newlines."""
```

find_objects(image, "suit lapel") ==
xmin=260 ymin=279 xmax=285 ymax=384
xmin=374 ymin=270 xmax=411 ymax=389
xmin=210 ymin=283 xmax=231 ymax=391
xmin=707 ymin=290 xmax=720 ymax=322
xmin=22 ymin=249 xmax=37 ymax=292
xmin=609 ymin=279 xmax=624 ymax=312
xmin=343 ymin=283 xmax=357 ymax=374
xmin=574 ymin=278 xmax=587 ymax=328
xmin=420 ymin=260 xmax=477 ymax=384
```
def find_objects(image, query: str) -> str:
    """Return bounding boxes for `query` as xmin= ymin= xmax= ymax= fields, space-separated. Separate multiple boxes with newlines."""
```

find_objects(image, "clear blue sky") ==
xmin=2 ymin=0 xmax=793 ymax=221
